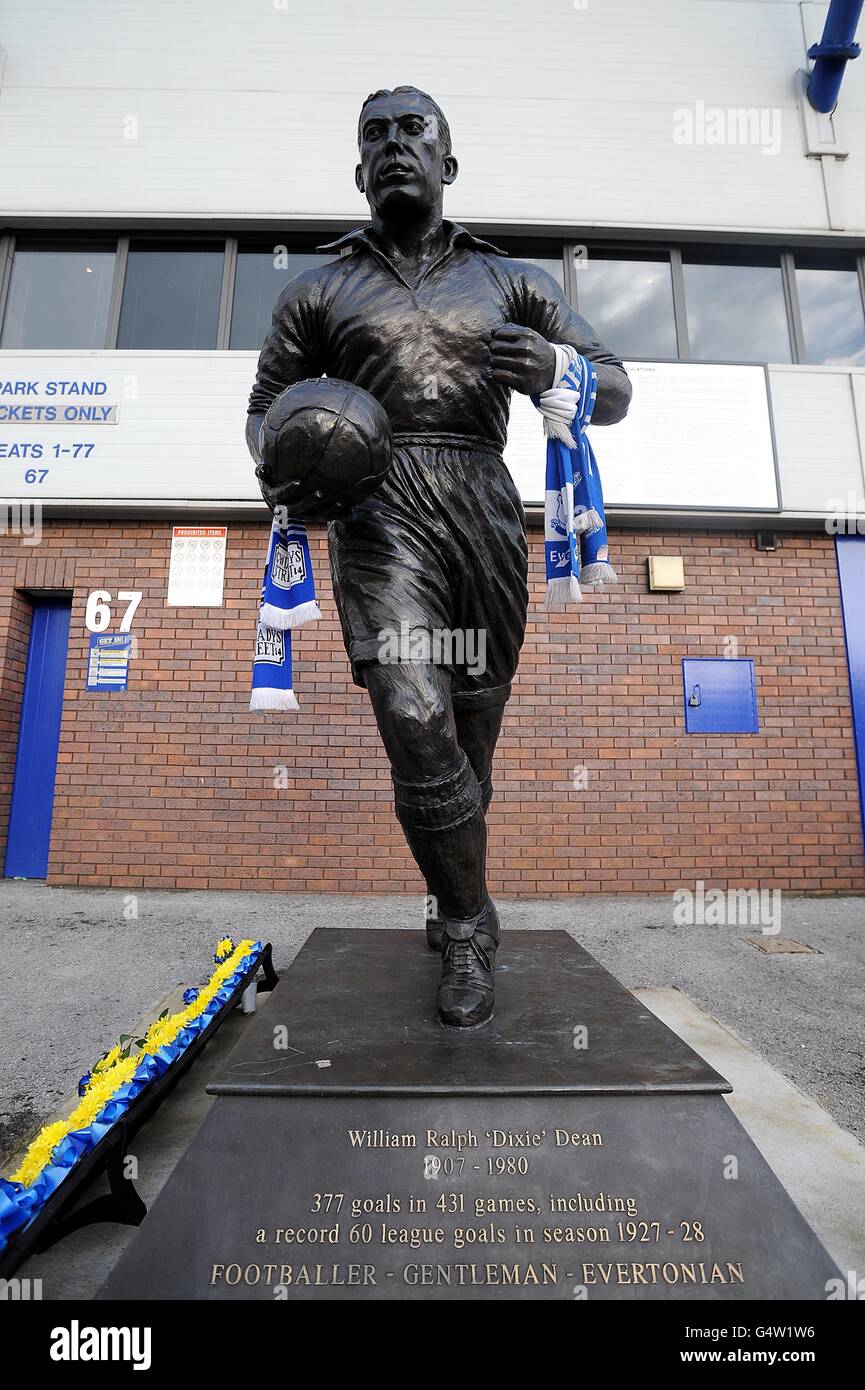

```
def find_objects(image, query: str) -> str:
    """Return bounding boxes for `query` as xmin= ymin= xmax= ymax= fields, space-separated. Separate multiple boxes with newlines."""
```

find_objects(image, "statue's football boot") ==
xmin=436 ymin=898 xmax=500 ymax=1028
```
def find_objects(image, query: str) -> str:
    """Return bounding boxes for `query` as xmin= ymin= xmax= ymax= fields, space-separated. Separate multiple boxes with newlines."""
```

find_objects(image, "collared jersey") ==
xmin=247 ymin=219 xmax=629 ymax=450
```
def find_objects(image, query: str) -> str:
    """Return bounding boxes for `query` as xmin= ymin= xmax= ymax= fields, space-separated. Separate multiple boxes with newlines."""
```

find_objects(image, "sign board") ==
xmin=504 ymin=362 xmax=779 ymax=511
xmin=86 ymin=633 xmax=132 ymax=691
xmin=167 ymin=525 xmax=227 ymax=606
xmin=0 ymin=353 xmax=258 ymax=501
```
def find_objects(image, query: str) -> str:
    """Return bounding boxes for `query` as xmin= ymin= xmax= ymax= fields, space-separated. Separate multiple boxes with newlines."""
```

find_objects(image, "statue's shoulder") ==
xmin=499 ymin=256 xmax=565 ymax=299
xmin=271 ymin=258 xmax=345 ymax=318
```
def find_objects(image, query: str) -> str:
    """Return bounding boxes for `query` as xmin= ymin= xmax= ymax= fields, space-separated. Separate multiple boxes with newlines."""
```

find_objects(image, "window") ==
xmin=521 ymin=256 xmax=565 ymax=288
xmin=117 ymin=243 xmax=223 ymax=349
xmin=795 ymin=254 xmax=865 ymax=367
xmin=683 ymin=254 xmax=791 ymax=363
xmin=0 ymin=241 xmax=115 ymax=349
xmin=574 ymin=252 xmax=677 ymax=359
xmin=492 ymin=241 xmax=565 ymax=289
xmin=3 ymin=233 xmax=863 ymax=369
xmin=230 ymin=250 xmax=334 ymax=350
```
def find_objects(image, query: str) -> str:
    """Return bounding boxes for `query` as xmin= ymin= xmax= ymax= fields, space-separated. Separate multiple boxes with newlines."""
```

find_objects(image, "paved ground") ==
xmin=1 ymin=881 xmax=863 ymax=1164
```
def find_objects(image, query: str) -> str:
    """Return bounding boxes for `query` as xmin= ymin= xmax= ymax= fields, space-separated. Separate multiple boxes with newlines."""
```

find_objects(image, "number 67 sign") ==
xmin=84 ymin=590 xmax=142 ymax=633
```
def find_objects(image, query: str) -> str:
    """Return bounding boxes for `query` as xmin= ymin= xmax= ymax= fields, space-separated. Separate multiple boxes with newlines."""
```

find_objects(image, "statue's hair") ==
xmin=357 ymin=86 xmax=452 ymax=157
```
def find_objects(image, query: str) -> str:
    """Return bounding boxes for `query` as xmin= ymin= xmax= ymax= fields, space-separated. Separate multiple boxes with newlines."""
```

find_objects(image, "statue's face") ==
xmin=356 ymin=92 xmax=456 ymax=220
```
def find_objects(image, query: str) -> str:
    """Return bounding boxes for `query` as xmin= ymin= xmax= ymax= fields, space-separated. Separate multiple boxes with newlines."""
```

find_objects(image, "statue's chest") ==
xmin=329 ymin=260 xmax=508 ymax=367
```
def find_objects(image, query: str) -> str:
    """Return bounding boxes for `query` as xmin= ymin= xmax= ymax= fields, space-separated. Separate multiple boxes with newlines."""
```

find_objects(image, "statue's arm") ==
xmin=246 ymin=272 xmax=327 ymax=466
xmin=509 ymin=263 xmax=632 ymax=426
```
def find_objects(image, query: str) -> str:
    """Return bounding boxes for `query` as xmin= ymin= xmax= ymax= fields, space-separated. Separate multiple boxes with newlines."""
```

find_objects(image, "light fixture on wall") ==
xmin=756 ymin=531 xmax=777 ymax=552
xmin=647 ymin=555 xmax=685 ymax=591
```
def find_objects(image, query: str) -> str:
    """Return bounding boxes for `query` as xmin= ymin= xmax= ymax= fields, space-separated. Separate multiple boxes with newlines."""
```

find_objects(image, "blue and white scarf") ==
xmin=533 ymin=346 xmax=616 ymax=608
xmin=250 ymin=511 xmax=320 ymax=711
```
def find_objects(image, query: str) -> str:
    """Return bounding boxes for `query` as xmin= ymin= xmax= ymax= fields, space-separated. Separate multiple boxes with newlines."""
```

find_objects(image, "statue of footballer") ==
xmin=246 ymin=86 xmax=631 ymax=1028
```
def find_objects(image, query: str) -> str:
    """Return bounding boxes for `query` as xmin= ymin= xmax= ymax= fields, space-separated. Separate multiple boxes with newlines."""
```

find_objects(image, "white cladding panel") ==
xmin=767 ymin=367 xmax=865 ymax=511
xmin=0 ymin=0 xmax=860 ymax=233
xmin=0 ymin=352 xmax=861 ymax=520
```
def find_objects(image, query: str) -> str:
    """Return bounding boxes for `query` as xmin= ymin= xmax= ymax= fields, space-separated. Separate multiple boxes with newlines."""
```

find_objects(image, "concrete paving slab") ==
xmin=636 ymin=987 xmax=865 ymax=1277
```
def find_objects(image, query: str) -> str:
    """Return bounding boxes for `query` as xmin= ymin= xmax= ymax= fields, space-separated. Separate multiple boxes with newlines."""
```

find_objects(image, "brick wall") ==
xmin=0 ymin=519 xmax=862 ymax=894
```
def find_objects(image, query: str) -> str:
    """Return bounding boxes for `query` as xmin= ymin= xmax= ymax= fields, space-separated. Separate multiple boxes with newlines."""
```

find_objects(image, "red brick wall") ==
xmin=0 ymin=519 xmax=862 ymax=894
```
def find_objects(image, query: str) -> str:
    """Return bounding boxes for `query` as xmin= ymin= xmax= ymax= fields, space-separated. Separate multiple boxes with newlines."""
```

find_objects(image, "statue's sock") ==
xmin=392 ymin=750 xmax=487 ymax=923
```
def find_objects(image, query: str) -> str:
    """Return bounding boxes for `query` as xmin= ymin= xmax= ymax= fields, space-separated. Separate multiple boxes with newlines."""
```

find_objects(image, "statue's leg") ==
xmin=363 ymin=660 xmax=499 ymax=1027
xmin=327 ymin=441 xmax=527 ymax=1025
xmin=425 ymin=687 xmax=509 ymax=951
xmin=363 ymin=661 xmax=487 ymax=923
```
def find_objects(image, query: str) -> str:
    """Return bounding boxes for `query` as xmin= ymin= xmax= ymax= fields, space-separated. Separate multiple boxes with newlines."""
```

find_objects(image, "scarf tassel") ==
xmin=543 ymin=574 xmax=582 ymax=610
xmin=250 ymin=681 xmax=299 ymax=713
xmin=260 ymin=597 xmax=321 ymax=631
xmin=573 ymin=506 xmax=604 ymax=535
xmin=579 ymin=561 xmax=618 ymax=588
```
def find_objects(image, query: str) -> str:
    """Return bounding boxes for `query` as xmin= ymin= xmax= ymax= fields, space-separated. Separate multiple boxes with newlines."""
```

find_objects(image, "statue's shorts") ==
xmin=328 ymin=434 xmax=529 ymax=714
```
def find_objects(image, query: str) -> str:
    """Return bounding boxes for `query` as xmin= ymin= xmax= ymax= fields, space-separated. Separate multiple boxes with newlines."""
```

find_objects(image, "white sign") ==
xmin=0 ymin=352 xmax=259 ymax=501
xmin=504 ymin=361 xmax=779 ymax=511
xmin=167 ymin=525 xmax=227 ymax=607
xmin=1 ymin=352 xmax=777 ymax=513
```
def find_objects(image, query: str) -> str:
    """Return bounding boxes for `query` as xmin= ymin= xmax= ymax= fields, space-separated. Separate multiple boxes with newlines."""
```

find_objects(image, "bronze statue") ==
xmin=247 ymin=87 xmax=631 ymax=1028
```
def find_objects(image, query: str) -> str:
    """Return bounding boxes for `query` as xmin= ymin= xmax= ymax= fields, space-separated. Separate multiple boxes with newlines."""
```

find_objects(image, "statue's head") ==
xmin=355 ymin=86 xmax=458 ymax=222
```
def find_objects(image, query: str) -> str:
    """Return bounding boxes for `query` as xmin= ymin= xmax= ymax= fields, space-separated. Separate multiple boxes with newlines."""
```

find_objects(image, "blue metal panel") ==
xmin=4 ymin=601 xmax=72 ymax=879
xmin=682 ymin=658 xmax=758 ymax=734
xmin=836 ymin=536 xmax=865 ymax=856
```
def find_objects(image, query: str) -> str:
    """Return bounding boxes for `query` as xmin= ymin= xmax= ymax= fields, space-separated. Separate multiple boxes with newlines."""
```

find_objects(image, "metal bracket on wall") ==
xmin=795 ymin=69 xmax=849 ymax=230
xmin=795 ymin=69 xmax=848 ymax=158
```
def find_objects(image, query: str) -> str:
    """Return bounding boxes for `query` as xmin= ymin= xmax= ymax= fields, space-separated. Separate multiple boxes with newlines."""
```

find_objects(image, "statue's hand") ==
xmin=489 ymin=324 xmax=556 ymax=396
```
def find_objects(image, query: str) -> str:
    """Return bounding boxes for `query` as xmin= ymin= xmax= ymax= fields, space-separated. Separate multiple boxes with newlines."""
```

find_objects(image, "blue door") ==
xmin=837 ymin=536 xmax=865 ymax=857
xmin=4 ymin=600 xmax=72 ymax=878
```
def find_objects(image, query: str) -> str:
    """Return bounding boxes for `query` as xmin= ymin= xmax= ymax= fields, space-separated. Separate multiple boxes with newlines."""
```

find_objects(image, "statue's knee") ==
xmin=366 ymin=666 xmax=454 ymax=780
xmin=388 ymin=689 xmax=452 ymax=778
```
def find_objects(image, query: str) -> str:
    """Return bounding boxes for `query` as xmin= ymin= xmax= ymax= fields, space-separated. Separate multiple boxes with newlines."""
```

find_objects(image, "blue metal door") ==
xmin=4 ymin=600 xmax=72 ymax=878
xmin=837 ymin=536 xmax=865 ymax=857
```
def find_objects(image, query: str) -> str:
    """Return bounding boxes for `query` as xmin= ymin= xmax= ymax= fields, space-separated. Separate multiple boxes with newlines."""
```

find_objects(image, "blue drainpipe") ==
xmin=807 ymin=0 xmax=863 ymax=112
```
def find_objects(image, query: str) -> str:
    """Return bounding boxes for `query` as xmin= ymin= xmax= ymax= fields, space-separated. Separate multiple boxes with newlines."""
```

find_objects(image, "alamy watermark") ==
xmin=377 ymin=621 xmax=487 ymax=677
xmin=0 ymin=502 xmax=42 ymax=546
xmin=673 ymin=880 xmax=781 ymax=935
xmin=49 ymin=1322 xmax=151 ymax=1370
xmin=673 ymin=102 xmax=781 ymax=157
xmin=825 ymin=493 xmax=865 ymax=535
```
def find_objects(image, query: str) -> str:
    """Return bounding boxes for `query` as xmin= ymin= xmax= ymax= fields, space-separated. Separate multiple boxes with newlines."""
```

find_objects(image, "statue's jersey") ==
xmin=247 ymin=220 xmax=628 ymax=449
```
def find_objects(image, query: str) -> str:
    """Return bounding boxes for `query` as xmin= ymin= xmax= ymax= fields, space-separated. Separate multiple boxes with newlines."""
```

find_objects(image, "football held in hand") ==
xmin=257 ymin=378 xmax=393 ymax=522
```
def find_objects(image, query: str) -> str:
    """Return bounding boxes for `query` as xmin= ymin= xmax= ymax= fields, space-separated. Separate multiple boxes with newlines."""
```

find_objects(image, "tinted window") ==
xmin=684 ymin=258 xmax=791 ymax=363
xmin=575 ymin=253 xmax=677 ymax=359
xmin=488 ymin=241 xmax=565 ymax=290
xmin=0 ymin=242 xmax=115 ymax=349
xmin=230 ymin=251 xmax=334 ymax=350
xmin=796 ymin=257 xmax=865 ymax=366
xmin=117 ymin=244 xmax=223 ymax=349
xmin=521 ymin=256 xmax=565 ymax=288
